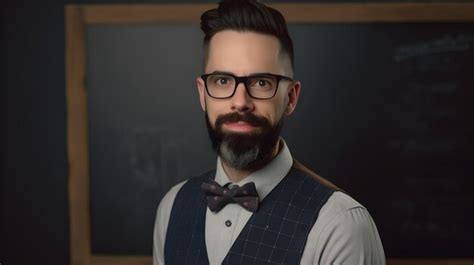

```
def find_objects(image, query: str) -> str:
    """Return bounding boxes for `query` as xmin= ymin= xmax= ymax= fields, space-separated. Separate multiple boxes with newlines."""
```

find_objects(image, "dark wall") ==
xmin=2 ymin=1 xmax=69 ymax=265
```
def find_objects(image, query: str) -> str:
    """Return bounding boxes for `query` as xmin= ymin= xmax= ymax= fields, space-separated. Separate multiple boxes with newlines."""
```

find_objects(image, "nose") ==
xmin=230 ymin=83 xmax=254 ymax=112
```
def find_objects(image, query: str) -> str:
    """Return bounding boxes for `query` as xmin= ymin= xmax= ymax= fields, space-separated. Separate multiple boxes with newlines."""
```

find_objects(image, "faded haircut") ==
xmin=200 ymin=0 xmax=294 ymax=76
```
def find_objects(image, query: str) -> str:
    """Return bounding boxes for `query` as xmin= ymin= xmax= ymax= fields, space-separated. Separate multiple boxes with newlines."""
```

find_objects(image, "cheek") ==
xmin=273 ymin=105 xmax=286 ymax=123
xmin=204 ymin=101 xmax=221 ymax=126
xmin=272 ymin=94 xmax=288 ymax=121
xmin=259 ymin=101 xmax=286 ymax=125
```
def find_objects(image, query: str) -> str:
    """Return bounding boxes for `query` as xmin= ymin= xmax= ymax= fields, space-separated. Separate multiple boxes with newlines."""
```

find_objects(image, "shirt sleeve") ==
xmin=318 ymin=207 xmax=385 ymax=264
xmin=305 ymin=192 xmax=386 ymax=265
xmin=152 ymin=181 xmax=187 ymax=265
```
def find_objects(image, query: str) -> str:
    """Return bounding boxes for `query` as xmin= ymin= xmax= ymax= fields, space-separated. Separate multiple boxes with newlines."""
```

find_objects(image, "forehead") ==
xmin=205 ymin=30 xmax=283 ymax=75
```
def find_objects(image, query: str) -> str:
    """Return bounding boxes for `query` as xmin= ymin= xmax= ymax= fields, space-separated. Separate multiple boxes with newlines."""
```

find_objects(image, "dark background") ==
xmin=2 ymin=1 xmax=473 ymax=265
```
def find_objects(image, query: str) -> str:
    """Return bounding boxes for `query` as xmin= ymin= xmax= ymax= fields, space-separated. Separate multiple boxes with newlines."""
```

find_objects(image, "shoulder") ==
xmin=321 ymin=191 xmax=365 ymax=217
xmin=164 ymin=180 xmax=188 ymax=201
xmin=155 ymin=180 xmax=188 ymax=222
xmin=316 ymin=191 xmax=375 ymax=237
xmin=291 ymin=159 xmax=365 ymax=221
xmin=290 ymin=160 xmax=385 ymax=263
xmin=307 ymin=192 xmax=386 ymax=264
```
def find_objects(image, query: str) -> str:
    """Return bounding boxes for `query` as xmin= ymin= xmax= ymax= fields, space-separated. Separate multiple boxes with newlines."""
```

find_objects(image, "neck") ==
xmin=221 ymin=139 xmax=282 ymax=183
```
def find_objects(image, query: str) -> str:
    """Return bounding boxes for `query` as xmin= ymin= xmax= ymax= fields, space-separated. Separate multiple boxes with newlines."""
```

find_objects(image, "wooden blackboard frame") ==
xmin=65 ymin=3 xmax=474 ymax=265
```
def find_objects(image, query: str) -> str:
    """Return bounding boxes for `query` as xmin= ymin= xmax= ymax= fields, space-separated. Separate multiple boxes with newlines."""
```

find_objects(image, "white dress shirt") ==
xmin=153 ymin=141 xmax=385 ymax=264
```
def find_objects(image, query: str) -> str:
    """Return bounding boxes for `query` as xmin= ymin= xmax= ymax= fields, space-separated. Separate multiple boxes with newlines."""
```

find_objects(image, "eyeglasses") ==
xmin=201 ymin=73 xmax=293 ymax=99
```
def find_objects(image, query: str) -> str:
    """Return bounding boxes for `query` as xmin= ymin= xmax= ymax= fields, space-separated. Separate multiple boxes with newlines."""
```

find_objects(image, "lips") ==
xmin=215 ymin=112 xmax=269 ymax=134
xmin=223 ymin=121 xmax=258 ymax=133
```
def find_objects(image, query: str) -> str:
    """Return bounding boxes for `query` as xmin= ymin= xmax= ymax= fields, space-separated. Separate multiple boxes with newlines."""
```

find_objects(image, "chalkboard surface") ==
xmin=86 ymin=23 xmax=474 ymax=257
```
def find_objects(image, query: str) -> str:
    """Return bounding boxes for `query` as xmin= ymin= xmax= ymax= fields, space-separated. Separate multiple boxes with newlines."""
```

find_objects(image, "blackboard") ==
xmin=86 ymin=23 xmax=474 ymax=257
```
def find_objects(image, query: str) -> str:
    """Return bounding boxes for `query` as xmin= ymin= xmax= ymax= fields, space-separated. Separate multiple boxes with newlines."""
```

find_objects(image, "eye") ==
xmin=210 ymin=76 xmax=232 ymax=86
xmin=218 ymin=78 xmax=229 ymax=85
xmin=257 ymin=80 xmax=269 ymax=87
xmin=250 ymin=77 xmax=273 ymax=89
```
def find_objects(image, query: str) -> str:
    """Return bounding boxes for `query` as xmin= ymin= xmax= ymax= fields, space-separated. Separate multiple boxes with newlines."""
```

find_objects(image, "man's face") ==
xmin=196 ymin=30 xmax=300 ymax=169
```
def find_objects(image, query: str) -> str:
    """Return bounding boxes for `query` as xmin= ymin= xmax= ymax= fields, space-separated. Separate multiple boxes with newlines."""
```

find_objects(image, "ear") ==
xmin=285 ymin=81 xmax=301 ymax=116
xmin=196 ymin=76 xmax=207 ymax=112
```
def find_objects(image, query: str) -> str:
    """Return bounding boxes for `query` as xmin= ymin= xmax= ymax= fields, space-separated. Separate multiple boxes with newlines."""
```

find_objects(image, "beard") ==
xmin=205 ymin=111 xmax=283 ymax=170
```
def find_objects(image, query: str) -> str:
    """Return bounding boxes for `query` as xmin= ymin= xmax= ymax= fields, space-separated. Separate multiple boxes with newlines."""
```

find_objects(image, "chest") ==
xmin=164 ymin=169 xmax=334 ymax=265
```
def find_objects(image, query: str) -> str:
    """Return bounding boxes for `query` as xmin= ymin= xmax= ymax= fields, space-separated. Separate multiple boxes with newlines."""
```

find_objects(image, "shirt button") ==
xmin=225 ymin=220 xmax=232 ymax=227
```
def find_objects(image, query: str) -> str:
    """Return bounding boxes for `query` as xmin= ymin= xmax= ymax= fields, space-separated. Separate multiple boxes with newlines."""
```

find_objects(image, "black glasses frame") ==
xmin=201 ymin=73 xmax=293 ymax=99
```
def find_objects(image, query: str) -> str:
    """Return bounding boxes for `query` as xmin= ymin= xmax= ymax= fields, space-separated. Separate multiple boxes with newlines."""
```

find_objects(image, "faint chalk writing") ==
xmin=394 ymin=34 xmax=473 ymax=62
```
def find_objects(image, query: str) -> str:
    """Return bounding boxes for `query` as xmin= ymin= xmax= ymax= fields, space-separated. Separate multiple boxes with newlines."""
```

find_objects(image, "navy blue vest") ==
xmin=164 ymin=167 xmax=334 ymax=265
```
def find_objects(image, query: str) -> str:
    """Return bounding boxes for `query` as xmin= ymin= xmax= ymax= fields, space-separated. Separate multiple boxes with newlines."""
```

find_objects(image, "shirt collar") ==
xmin=214 ymin=138 xmax=293 ymax=201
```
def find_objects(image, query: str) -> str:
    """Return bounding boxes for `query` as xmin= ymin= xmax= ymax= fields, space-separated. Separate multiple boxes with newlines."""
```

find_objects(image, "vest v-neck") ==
xmin=165 ymin=167 xmax=334 ymax=265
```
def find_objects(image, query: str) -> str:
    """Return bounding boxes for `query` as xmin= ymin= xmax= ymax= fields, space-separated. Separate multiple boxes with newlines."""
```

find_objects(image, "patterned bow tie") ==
xmin=201 ymin=178 xmax=259 ymax=213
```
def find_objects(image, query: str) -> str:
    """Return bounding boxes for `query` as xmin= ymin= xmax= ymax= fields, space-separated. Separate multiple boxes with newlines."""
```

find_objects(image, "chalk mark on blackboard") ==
xmin=394 ymin=33 xmax=473 ymax=62
xmin=124 ymin=125 xmax=188 ymax=189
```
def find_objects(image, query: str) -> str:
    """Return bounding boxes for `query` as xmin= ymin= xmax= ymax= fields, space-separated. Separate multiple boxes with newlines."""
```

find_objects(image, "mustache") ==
xmin=215 ymin=112 xmax=270 ymax=128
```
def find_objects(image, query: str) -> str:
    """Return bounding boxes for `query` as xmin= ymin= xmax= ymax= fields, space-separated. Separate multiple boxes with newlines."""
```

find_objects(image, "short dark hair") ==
xmin=200 ymin=0 xmax=294 ymax=74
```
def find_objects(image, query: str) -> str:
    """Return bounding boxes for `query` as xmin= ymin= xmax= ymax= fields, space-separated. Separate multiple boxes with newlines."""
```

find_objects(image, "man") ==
xmin=153 ymin=1 xmax=385 ymax=264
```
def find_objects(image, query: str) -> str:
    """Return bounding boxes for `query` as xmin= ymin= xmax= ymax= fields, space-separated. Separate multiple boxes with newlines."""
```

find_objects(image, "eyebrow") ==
xmin=209 ymin=70 xmax=235 ymax=75
xmin=209 ymin=70 xmax=278 ymax=77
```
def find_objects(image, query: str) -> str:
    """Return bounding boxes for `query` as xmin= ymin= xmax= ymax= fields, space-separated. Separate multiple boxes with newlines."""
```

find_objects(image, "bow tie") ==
xmin=201 ymin=178 xmax=259 ymax=213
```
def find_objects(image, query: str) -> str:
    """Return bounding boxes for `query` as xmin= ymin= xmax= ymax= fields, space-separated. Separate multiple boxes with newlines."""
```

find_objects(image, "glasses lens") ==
xmin=206 ymin=74 xmax=236 ymax=98
xmin=247 ymin=75 xmax=277 ymax=99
